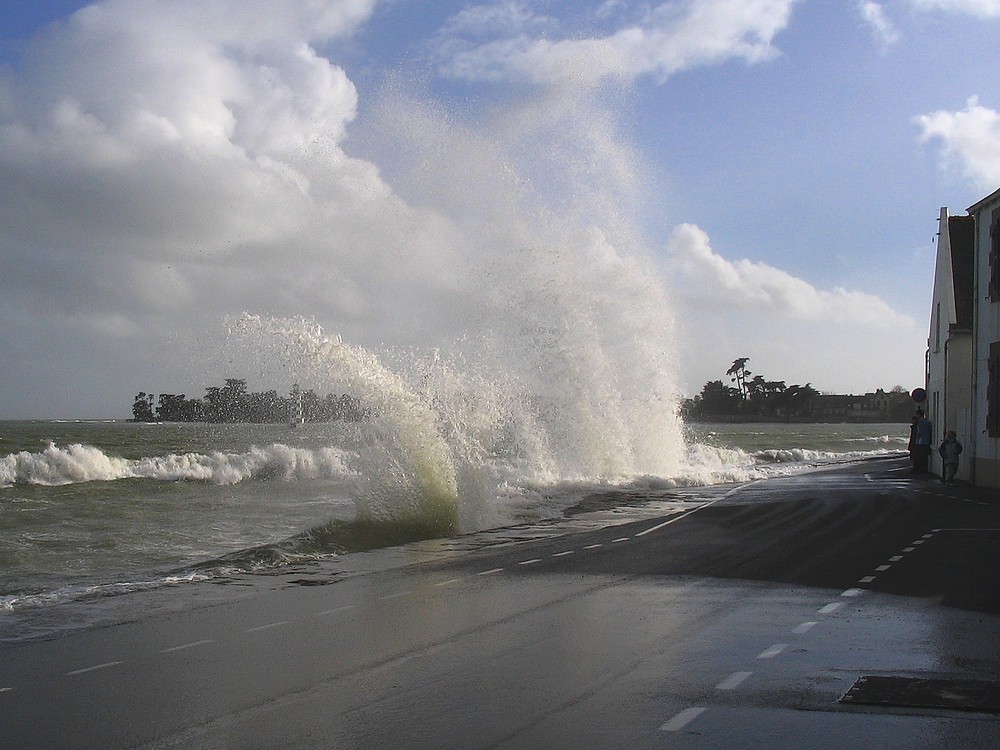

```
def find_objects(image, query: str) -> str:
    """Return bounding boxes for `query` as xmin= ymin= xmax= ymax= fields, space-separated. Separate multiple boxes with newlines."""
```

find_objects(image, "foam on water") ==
xmin=0 ymin=441 xmax=354 ymax=487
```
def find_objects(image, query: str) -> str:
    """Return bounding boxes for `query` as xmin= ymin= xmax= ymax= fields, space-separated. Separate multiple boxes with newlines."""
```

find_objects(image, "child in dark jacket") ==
xmin=938 ymin=430 xmax=963 ymax=483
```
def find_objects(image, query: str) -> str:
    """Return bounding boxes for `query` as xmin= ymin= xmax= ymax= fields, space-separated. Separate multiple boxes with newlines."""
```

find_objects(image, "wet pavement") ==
xmin=2 ymin=457 xmax=999 ymax=748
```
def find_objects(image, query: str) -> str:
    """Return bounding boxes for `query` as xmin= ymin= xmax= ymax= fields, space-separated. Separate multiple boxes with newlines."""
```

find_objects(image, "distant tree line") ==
xmin=681 ymin=358 xmax=910 ymax=422
xmin=131 ymin=378 xmax=366 ymax=423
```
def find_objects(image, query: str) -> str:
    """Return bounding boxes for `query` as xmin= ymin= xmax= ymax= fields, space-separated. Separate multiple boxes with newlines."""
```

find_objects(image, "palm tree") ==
xmin=727 ymin=358 xmax=751 ymax=401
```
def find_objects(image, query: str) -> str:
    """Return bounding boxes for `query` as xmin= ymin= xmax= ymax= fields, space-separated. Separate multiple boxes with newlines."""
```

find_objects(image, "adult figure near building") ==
xmin=913 ymin=410 xmax=933 ymax=473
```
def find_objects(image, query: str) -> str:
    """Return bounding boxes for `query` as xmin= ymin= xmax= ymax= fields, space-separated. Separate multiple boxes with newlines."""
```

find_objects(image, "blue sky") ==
xmin=2 ymin=1 xmax=1000 ymax=418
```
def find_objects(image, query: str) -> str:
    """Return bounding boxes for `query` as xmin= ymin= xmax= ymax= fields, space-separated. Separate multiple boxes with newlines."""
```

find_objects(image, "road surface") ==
xmin=2 ymin=457 xmax=999 ymax=748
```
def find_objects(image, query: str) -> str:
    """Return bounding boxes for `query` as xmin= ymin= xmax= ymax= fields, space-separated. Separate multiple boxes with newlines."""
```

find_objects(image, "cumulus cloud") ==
xmin=907 ymin=0 xmax=1000 ymax=16
xmin=858 ymin=2 xmax=900 ymax=48
xmin=666 ymin=223 xmax=915 ymax=328
xmin=917 ymin=96 xmax=1000 ymax=190
xmin=0 ymin=0 xmax=686 ymax=417
xmin=435 ymin=0 xmax=800 ymax=87
xmin=664 ymin=223 xmax=923 ymax=395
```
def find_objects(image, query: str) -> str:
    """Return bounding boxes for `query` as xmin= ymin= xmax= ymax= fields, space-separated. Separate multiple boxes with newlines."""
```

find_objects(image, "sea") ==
xmin=1 ymin=415 xmax=907 ymax=622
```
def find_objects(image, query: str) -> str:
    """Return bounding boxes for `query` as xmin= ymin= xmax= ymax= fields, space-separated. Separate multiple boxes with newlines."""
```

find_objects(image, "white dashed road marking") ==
xmin=161 ymin=639 xmax=213 ymax=654
xmin=716 ymin=671 xmax=752 ymax=690
xmin=65 ymin=661 xmax=122 ymax=676
xmin=478 ymin=568 xmax=504 ymax=576
xmin=818 ymin=602 xmax=843 ymax=614
xmin=757 ymin=643 xmax=788 ymax=659
xmin=246 ymin=621 xmax=289 ymax=633
xmin=660 ymin=707 xmax=707 ymax=732
xmin=316 ymin=605 xmax=355 ymax=616
xmin=792 ymin=621 xmax=818 ymax=635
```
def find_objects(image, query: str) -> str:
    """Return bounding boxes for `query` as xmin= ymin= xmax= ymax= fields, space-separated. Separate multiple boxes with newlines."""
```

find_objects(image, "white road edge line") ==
xmin=66 ymin=661 xmax=123 ymax=676
xmin=660 ymin=707 xmax=707 ymax=732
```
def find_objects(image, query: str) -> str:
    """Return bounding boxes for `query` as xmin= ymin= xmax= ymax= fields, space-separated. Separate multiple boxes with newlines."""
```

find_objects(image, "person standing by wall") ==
xmin=938 ymin=430 xmax=963 ymax=483
xmin=913 ymin=410 xmax=933 ymax=473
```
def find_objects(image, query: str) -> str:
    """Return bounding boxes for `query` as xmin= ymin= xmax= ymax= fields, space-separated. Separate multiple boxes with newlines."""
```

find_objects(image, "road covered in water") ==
xmin=2 ymin=457 xmax=999 ymax=749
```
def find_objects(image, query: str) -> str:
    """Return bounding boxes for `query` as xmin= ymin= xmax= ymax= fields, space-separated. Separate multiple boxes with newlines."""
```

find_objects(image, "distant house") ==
xmin=811 ymin=390 xmax=911 ymax=422
xmin=926 ymin=188 xmax=1000 ymax=486
xmin=925 ymin=208 xmax=975 ymax=481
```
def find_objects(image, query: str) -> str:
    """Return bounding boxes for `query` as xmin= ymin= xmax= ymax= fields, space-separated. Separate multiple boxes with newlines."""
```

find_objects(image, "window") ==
xmin=989 ymin=341 xmax=1000 ymax=437
xmin=990 ymin=209 xmax=1000 ymax=302
xmin=935 ymin=302 xmax=941 ymax=352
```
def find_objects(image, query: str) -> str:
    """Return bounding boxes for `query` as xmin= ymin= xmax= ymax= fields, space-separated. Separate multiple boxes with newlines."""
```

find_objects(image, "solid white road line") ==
xmin=660 ymin=707 xmax=707 ymax=732
xmin=65 ymin=661 xmax=123 ymax=676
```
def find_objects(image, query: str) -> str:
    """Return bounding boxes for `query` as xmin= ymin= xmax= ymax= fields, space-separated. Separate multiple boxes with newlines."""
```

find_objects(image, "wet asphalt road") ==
xmin=2 ymin=457 xmax=999 ymax=749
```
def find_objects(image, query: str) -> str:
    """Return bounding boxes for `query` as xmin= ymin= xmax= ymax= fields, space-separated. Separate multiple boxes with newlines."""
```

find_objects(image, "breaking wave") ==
xmin=0 ymin=441 xmax=354 ymax=487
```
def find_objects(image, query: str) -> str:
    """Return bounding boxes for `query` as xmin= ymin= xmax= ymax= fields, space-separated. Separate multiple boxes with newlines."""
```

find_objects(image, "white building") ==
xmin=928 ymin=187 xmax=1000 ymax=486
xmin=925 ymin=208 xmax=974 ymax=480
xmin=968 ymin=187 xmax=1000 ymax=486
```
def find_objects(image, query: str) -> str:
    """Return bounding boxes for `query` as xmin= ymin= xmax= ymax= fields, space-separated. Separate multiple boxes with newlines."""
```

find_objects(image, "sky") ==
xmin=2 ymin=0 xmax=1000 ymax=419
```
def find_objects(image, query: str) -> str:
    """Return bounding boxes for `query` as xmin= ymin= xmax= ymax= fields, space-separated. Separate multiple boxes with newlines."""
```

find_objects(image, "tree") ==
xmin=132 ymin=392 xmax=155 ymax=422
xmin=695 ymin=380 xmax=743 ymax=416
xmin=727 ymin=358 xmax=751 ymax=401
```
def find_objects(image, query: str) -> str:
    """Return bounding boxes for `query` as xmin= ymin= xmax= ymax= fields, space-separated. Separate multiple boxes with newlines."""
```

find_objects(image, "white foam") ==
xmin=0 ymin=441 xmax=354 ymax=487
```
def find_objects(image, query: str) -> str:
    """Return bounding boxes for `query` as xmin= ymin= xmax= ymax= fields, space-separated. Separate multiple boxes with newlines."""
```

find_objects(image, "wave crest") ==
xmin=0 ymin=442 xmax=353 ymax=487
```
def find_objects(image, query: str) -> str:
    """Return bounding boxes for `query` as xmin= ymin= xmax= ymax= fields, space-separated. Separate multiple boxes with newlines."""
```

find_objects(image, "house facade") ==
xmin=925 ymin=208 xmax=974 ymax=480
xmin=968 ymin=187 xmax=1000 ymax=486
xmin=928 ymin=187 xmax=1000 ymax=486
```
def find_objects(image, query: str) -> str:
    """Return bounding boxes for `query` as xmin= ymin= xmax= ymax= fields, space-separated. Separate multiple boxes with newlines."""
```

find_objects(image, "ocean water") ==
xmin=1 ymin=413 xmax=907 ymax=616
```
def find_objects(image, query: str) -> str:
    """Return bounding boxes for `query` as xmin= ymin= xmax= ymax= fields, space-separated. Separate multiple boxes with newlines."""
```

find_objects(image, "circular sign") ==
xmin=911 ymin=388 xmax=927 ymax=403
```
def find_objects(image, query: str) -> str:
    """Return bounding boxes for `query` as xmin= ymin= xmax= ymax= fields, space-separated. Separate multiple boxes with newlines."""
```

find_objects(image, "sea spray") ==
xmin=228 ymin=314 xmax=460 ymax=536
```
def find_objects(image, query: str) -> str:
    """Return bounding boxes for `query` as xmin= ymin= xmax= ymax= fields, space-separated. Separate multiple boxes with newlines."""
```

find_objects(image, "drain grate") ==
xmin=841 ymin=675 xmax=1000 ymax=713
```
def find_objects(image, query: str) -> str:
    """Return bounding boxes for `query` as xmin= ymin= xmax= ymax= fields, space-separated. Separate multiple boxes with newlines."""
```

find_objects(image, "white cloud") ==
xmin=436 ymin=0 xmax=800 ymax=87
xmin=0 ymin=0 xmax=688 ymax=420
xmin=858 ymin=2 xmax=900 ymax=48
xmin=664 ymin=224 xmax=923 ymax=395
xmin=666 ymin=223 xmax=915 ymax=328
xmin=917 ymin=96 xmax=1000 ymax=190
xmin=907 ymin=0 xmax=1000 ymax=16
